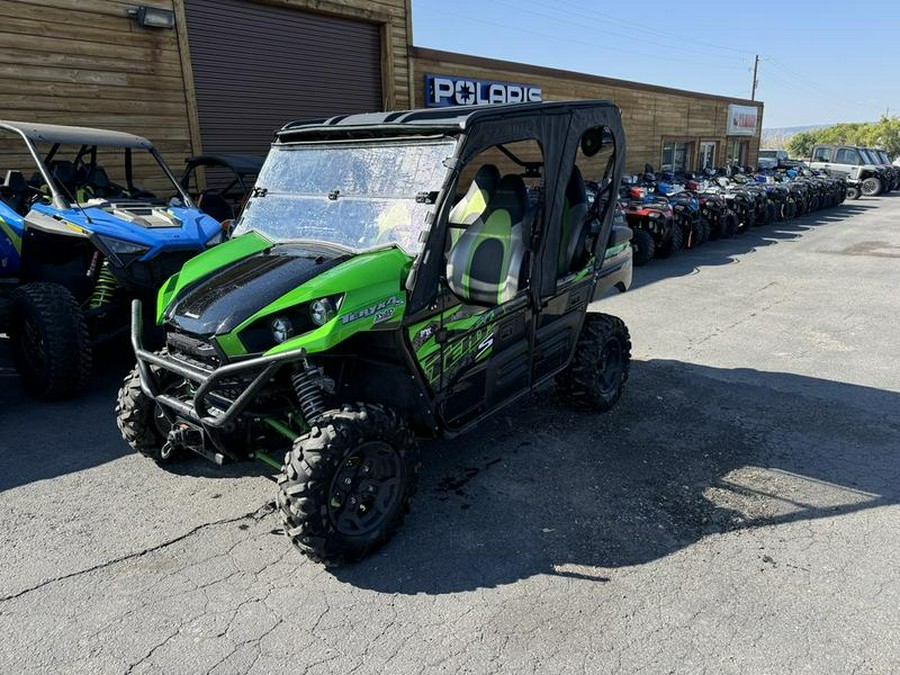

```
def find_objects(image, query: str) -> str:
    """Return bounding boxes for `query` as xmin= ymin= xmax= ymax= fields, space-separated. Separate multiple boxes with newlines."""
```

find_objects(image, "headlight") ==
xmin=96 ymin=235 xmax=150 ymax=264
xmin=271 ymin=316 xmax=294 ymax=344
xmin=310 ymin=297 xmax=337 ymax=326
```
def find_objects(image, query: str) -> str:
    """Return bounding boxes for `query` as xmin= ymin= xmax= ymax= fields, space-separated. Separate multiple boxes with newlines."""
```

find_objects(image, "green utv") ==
xmin=119 ymin=101 xmax=634 ymax=565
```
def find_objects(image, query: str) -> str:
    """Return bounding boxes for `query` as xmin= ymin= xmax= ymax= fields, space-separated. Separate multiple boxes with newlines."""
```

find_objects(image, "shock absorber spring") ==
xmin=89 ymin=260 xmax=119 ymax=310
xmin=291 ymin=360 xmax=326 ymax=424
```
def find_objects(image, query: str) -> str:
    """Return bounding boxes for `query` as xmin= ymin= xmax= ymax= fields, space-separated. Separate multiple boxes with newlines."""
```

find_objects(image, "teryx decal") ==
xmin=341 ymin=295 xmax=404 ymax=325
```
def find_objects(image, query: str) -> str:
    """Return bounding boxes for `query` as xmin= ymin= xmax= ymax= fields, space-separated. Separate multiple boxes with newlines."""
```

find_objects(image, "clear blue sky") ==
xmin=411 ymin=0 xmax=899 ymax=129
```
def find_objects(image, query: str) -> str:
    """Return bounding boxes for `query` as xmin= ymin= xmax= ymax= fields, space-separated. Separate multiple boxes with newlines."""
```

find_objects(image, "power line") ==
xmin=415 ymin=0 xmax=748 ymax=73
xmin=542 ymin=0 xmax=756 ymax=58
xmin=496 ymin=0 xmax=755 ymax=62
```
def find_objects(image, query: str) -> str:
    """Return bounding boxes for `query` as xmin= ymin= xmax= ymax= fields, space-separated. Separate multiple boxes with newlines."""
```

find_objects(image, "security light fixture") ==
xmin=128 ymin=6 xmax=175 ymax=29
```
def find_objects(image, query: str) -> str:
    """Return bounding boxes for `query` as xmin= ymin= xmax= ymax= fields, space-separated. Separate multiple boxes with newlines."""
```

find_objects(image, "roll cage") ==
xmin=0 ymin=120 xmax=194 ymax=209
xmin=277 ymin=101 xmax=626 ymax=314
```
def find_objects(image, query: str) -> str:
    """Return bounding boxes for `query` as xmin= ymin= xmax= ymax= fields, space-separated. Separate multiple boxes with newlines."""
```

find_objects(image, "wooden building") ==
xmin=0 ymin=0 xmax=761 ymax=175
xmin=0 ymin=0 xmax=412 ymax=172
xmin=410 ymin=48 xmax=763 ymax=174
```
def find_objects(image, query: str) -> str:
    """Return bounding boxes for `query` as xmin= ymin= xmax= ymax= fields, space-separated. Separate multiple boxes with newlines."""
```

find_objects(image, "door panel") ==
xmin=533 ymin=278 xmax=591 ymax=382
xmin=439 ymin=297 xmax=531 ymax=429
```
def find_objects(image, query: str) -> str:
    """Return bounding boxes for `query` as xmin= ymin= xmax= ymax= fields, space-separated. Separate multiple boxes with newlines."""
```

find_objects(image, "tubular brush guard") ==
xmin=130 ymin=299 xmax=307 ymax=429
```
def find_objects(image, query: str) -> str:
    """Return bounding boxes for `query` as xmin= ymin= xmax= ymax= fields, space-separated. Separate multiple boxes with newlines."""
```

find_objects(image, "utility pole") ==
xmin=751 ymin=54 xmax=760 ymax=101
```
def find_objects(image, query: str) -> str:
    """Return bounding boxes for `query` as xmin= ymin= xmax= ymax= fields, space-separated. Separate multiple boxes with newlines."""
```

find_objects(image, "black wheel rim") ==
xmin=329 ymin=442 xmax=403 ymax=537
xmin=18 ymin=316 xmax=47 ymax=373
xmin=597 ymin=338 xmax=624 ymax=396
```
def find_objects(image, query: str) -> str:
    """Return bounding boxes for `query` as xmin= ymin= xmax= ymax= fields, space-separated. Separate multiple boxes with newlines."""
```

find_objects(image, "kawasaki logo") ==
xmin=425 ymin=74 xmax=542 ymax=108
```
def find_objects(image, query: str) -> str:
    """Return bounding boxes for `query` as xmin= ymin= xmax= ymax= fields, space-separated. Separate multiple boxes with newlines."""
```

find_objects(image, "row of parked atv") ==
xmin=618 ymin=164 xmax=851 ymax=266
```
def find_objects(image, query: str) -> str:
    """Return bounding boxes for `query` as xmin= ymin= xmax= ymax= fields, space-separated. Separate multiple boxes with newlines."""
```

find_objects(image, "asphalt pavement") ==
xmin=1 ymin=194 xmax=898 ymax=674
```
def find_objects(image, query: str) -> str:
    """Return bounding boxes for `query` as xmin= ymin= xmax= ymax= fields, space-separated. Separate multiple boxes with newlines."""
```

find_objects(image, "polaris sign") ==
xmin=425 ymin=74 xmax=542 ymax=108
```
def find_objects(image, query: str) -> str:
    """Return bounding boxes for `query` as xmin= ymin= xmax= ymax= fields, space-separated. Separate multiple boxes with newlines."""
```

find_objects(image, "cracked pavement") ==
xmin=1 ymin=196 xmax=899 ymax=674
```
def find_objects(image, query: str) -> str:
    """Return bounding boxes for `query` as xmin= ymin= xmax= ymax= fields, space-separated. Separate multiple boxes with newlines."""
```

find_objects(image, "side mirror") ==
xmin=580 ymin=128 xmax=606 ymax=157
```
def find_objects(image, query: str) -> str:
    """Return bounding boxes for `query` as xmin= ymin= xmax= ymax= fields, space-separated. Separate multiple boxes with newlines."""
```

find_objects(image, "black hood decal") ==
xmin=168 ymin=243 xmax=349 ymax=335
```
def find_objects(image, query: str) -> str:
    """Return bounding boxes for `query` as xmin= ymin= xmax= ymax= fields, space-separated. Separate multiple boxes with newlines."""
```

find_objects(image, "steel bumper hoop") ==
xmin=130 ymin=299 xmax=306 ymax=428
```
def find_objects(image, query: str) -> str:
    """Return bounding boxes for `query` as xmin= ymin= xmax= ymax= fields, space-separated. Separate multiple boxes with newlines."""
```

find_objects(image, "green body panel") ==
xmin=407 ymin=302 xmax=497 ymax=387
xmin=0 ymin=216 xmax=21 ymax=255
xmin=156 ymin=231 xmax=271 ymax=322
xmin=220 ymin=246 xmax=413 ymax=358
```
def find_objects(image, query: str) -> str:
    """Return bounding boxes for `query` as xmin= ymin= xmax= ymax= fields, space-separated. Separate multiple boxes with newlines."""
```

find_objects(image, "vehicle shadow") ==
xmin=334 ymin=358 xmax=899 ymax=594
xmin=0 ymin=339 xmax=269 ymax=491
xmin=627 ymin=201 xmax=877 ymax=291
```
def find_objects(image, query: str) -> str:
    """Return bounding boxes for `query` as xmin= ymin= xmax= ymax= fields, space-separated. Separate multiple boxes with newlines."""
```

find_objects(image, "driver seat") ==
xmin=447 ymin=174 xmax=527 ymax=306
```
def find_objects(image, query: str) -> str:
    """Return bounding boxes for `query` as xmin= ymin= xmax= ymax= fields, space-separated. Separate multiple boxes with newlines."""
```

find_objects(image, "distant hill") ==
xmin=761 ymin=125 xmax=828 ymax=149
xmin=763 ymin=125 xmax=828 ymax=135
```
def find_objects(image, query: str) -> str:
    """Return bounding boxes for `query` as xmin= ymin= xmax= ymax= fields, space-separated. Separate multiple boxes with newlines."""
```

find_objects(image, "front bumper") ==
xmin=131 ymin=299 xmax=306 ymax=430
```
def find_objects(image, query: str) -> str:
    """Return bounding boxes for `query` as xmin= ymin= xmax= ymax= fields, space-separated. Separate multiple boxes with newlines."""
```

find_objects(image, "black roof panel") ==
xmin=276 ymin=100 xmax=616 ymax=141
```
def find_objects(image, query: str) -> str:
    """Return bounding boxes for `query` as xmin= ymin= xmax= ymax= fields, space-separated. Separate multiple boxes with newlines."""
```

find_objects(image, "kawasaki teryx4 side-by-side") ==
xmin=119 ymin=101 xmax=634 ymax=565
xmin=0 ymin=122 xmax=225 ymax=398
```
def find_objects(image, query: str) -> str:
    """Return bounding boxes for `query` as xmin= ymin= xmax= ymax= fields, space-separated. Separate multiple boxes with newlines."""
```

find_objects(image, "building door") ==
xmin=726 ymin=139 xmax=749 ymax=167
xmin=698 ymin=141 xmax=716 ymax=170
xmin=183 ymin=0 xmax=383 ymax=156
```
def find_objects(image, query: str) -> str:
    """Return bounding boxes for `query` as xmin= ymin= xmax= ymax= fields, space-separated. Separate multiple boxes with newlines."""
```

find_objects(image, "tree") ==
xmin=785 ymin=116 xmax=900 ymax=160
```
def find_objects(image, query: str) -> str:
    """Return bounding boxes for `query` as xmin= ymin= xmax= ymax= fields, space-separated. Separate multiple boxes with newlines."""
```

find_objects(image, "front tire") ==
xmin=556 ymin=313 xmax=631 ymax=412
xmin=9 ymin=282 xmax=91 ymax=399
xmin=847 ymin=185 xmax=861 ymax=200
xmin=861 ymin=177 xmax=882 ymax=196
xmin=278 ymin=404 xmax=420 ymax=566
xmin=116 ymin=365 xmax=182 ymax=462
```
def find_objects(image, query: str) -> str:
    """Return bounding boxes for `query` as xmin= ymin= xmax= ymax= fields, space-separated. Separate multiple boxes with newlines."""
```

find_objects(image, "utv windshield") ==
xmin=233 ymin=138 xmax=456 ymax=255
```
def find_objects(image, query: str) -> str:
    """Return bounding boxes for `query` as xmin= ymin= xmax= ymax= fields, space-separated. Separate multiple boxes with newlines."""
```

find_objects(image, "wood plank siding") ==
xmin=0 ymin=0 xmax=191 ymax=192
xmin=410 ymin=47 xmax=764 ymax=173
xmin=0 ymin=0 xmax=412 ymax=186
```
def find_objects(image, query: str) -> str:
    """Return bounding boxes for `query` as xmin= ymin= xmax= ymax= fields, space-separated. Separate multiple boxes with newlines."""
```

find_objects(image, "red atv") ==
xmin=618 ymin=185 xmax=678 ymax=266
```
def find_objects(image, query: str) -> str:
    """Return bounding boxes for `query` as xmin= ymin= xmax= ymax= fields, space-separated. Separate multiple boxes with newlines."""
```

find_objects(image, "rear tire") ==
xmin=861 ymin=177 xmax=882 ymax=196
xmin=556 ymin=313 xmax=631 ymax=412
xmin=631 ymin=228 xmax=655 ymax=266
xmin=847 ymin=186 xmax=861 ymax=200
xmin=9 ymin=282 xmax=91 ymax=399
xmin=278 ymin=404 xmax=420 ymax=566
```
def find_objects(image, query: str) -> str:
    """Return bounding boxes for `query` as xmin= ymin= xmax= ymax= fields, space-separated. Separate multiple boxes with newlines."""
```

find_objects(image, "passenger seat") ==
xmin=447 ymin=174 xmax=528 ymax=306
xmin=557 ymin=166 xmax=589 ymax=276
xmin=1 ymin=171 xmax=29 ymax=214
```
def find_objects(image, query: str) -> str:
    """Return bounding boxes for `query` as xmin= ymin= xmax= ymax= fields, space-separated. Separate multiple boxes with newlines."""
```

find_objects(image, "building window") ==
xmin=726 ymin=139 xmax=749 ymax=167
xmin=661 ymin=140 xmax=692 ymax=174
xmin=698 ymin=141 xmax=716 ymax=170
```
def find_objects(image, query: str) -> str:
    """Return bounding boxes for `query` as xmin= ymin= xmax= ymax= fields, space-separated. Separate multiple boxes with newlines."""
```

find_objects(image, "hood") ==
xmin=77 ymin=204 xmax=220 ymax=250
xmin=165 ymin=241 xmax=350 ymax=335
